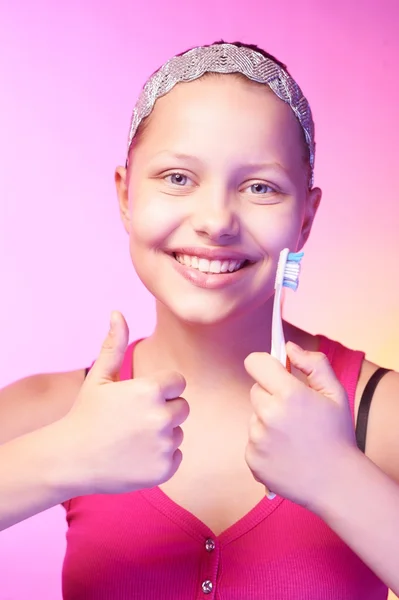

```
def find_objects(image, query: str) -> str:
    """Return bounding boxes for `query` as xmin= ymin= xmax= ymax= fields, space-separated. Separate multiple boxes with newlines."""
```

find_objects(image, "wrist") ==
xmin=32 ymin=418 xmax=93 ymax=502
xmin=307 ymin=444 xmax=366 ymax=519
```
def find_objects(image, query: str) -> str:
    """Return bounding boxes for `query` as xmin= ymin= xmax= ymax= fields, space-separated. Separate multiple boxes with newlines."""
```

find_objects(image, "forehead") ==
xmin=132 ymin=75 xmax=306 ymax=170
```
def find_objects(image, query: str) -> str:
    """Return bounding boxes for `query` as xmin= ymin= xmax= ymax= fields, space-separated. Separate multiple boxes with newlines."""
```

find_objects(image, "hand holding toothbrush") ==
xmin=244 ymin=340 xmax=358 ymax=509
xmin=243 ymin=249 xmax=357 ymax=506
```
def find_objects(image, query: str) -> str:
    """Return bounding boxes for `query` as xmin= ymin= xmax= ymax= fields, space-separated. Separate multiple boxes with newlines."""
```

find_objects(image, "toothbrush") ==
xmin=265 ymin=248 xmax=304 ymax=500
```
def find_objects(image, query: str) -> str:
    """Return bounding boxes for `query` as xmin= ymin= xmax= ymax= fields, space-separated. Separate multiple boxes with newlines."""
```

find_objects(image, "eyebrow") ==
xmin=240 ymin=161 xmax=289 ymax=175
xmin=152 ymin=151 xmax=288 ymax=173
xmin=151 ymin=151 xmax=203 ymax=164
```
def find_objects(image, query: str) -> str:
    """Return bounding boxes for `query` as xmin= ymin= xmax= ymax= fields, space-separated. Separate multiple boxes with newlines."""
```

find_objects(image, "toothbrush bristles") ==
xmin=283 ymin=252 xmax=304 ymax=291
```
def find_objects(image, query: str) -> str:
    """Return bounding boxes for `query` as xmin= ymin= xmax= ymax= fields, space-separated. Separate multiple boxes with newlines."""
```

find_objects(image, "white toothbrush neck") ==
xmin=271 ymin=282 xmax=286 ymax=366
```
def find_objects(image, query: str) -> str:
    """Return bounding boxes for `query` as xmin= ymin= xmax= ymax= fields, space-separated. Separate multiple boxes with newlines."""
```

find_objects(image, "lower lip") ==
xmin=168 ymin=255 xmax=254 ymax=289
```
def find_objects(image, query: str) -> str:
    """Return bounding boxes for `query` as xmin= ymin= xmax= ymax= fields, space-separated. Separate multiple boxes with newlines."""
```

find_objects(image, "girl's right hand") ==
xmin=59 ymin=311 xmax=189 ymax=496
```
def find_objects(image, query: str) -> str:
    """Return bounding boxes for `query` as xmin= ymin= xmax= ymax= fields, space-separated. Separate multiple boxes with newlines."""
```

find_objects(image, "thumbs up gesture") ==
xmin=244 ymin=342 xmax=357 ymax=510
xmin=61 ymin=312 xmax=189 ymax=496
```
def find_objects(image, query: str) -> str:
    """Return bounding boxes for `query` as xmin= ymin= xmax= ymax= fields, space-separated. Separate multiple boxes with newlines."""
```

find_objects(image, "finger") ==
xmin=89 ymin=311 xmax=129 ymax=384
xmin=166 ymin=397 xmax=190 ymax=428
xmin=171 ymin=426 xmax=184 ymax=450
xmin=244 ymin=352 xmax=295 ymax=396
xmin=246 ymin=421 xmax=275 ymax=498
xmin=153 ymin=370 xmax=187 ymax=401
xmin=286 ymin=342 xmax=345 ymax=404
xmin=248 ymin=414 xmax=266 ymax=446
xmin=163 ymin=449 xmax=183 ymax=482
xmin=249 ymin=383 xmax=274 ymax=423
xmin=249 ymin=412 xmax=258 ymax=429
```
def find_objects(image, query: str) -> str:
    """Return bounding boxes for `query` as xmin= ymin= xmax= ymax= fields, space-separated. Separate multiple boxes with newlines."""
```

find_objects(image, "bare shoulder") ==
xmin=0 ymin=369 xmax=86 ymax=444
xmin=355 ymin=359 xmax=399 ymax=482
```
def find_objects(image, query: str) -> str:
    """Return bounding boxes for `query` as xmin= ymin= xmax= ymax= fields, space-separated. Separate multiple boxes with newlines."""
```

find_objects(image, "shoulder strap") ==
xmin=356 ymin=367 xmax=391 ymax=453
xmin=82 ymin=340 xmax=138 ymax=381
xmin=318 ymin=335 xmax=364 ymax=423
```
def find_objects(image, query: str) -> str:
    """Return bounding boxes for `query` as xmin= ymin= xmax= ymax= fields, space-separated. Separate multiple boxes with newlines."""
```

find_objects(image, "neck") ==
xmin=138 ymin=300 xmax=301 ymax=391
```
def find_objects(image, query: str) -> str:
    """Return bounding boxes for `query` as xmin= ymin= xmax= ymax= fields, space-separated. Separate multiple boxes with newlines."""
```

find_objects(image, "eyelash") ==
xmin=246 ymin=182 xmax=276 ymax=195
xmin=165 ymin=172 xmax=191 ymax=186
xmin=163 ymin=172 xmax=277 ymax=195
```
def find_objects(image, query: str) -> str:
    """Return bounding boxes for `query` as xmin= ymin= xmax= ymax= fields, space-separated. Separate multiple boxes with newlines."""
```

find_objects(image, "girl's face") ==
xmin=116 ymin=75 xmax=321 ymax=325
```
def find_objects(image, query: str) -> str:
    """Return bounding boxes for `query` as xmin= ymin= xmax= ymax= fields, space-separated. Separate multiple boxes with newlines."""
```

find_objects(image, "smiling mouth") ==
xmin=173 ymin=253 xmax=251 ymax=274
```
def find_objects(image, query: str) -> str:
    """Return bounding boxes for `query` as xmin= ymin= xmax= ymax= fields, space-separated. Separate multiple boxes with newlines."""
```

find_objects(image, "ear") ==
xmin=115 ymin=166 xmax=131 ymax=234
xmin=298 ymin=186 xmax=322 ymax=248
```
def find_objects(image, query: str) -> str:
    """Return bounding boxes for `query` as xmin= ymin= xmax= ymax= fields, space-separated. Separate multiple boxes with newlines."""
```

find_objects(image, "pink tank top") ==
xmin=62 ymin=336 xmax=388 ymax=599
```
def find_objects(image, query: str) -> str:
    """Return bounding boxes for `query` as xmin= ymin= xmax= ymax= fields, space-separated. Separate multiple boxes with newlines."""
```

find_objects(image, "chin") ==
xmin=175 ymin=309 xmax=234 ymax=327
xmin=162 ymin=293 xmax=266 ymax=328
xmin=168 ymin=298 xmax=234 ymax=325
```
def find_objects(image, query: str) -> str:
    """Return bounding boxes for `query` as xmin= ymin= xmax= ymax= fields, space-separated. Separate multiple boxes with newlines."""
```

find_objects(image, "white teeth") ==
xmin=198 ymin=258 xmax=210 ymax=272
xmin=210 ymin=260 xmax=222 ymax=273
xmin=220 ymin=261 xmax=229 ymax=273
xmin=228 ymin=260 xmax=239 ymax=272
xmin=175 ymin=254 xmax=245 ymax=274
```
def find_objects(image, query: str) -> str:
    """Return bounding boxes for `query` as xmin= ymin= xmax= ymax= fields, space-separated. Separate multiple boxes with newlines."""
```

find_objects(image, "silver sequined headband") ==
xmin=127 ymin=43 xmax=315 ymax=187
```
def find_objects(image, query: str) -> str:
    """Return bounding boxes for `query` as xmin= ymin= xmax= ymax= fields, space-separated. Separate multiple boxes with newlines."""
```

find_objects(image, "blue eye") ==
xmin=249 ymin=183 xmax=274 ymax=194
xmin=166 ymin=173 xmax=189 ymax=186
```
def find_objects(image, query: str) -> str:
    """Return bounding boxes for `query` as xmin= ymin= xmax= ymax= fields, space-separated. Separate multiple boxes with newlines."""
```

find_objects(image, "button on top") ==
xmin=202 ymin=580 xmax=213 ymax=594
xmin=205 ymin=538 xmax=215 ymax=552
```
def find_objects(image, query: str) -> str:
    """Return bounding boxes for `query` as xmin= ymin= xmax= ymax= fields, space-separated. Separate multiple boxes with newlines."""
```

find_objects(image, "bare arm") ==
xmin=313 ymin=368 xmax=399 ymax=596
xmin=0 ymin=419 xmax=83 ymax=530
xmin=0 ymin=371 xmax=85 ymax=445
xmin=0 ymin=370 xmax=84 ymax=530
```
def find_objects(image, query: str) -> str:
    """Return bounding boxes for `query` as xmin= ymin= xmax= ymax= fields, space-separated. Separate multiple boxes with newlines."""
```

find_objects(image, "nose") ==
xmin=190 ymin=188 xmax=240 ymax=243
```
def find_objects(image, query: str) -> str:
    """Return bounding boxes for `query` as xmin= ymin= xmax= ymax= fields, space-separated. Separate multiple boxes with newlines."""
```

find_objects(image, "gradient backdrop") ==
xmin=0 ymin=0 xmax=398 ymax=598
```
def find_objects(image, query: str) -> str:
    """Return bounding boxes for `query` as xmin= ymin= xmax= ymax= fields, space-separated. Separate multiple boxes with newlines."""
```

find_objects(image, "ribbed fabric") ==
xmin=62 ymin=336 xmax=388 ymax=600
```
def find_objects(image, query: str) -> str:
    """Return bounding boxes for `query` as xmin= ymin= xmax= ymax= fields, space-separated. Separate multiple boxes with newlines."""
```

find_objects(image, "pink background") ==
xmin=0 ymin=0 xmax=398 ymax=598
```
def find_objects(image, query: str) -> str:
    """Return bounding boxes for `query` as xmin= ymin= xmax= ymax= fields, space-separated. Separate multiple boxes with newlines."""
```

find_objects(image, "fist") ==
xmin=62 ymin=311 xmax=190 ymax=495
xmin=244 ymin=342 xmax=357 ymax=509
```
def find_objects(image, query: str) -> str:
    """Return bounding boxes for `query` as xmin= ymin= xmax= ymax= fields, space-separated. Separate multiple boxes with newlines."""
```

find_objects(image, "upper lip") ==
xmin=167 ymin=247 xmax=255 ymax=262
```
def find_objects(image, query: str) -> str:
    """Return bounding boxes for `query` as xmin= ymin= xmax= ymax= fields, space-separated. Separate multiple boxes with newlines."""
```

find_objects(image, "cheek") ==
xmin=128 ymin=189 xmax=182 ymax=248
xmin=249 ymin=204 xmax=304 ymax=254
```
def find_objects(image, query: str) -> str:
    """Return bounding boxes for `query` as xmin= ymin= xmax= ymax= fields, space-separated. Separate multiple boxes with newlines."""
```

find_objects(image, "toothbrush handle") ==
xmin=265 ymin=358 xmax=290 ymax=500
xmin=265 ymin=487 xmax=276 ymax=500
xmin=264 ymin=359 xmax=291 ymax=499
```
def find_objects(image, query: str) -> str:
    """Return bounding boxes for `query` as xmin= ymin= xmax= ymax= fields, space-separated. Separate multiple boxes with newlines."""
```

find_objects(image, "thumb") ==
xmin=90 ymin=311 xmax=130 ymax=384
xmin=286 ymin=342 xmax=346 ymax=404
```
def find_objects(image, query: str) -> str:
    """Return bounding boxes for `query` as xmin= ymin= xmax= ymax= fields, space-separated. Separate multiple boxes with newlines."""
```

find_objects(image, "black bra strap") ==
xmin=356 ymin=367 xmax=391 ymax=453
